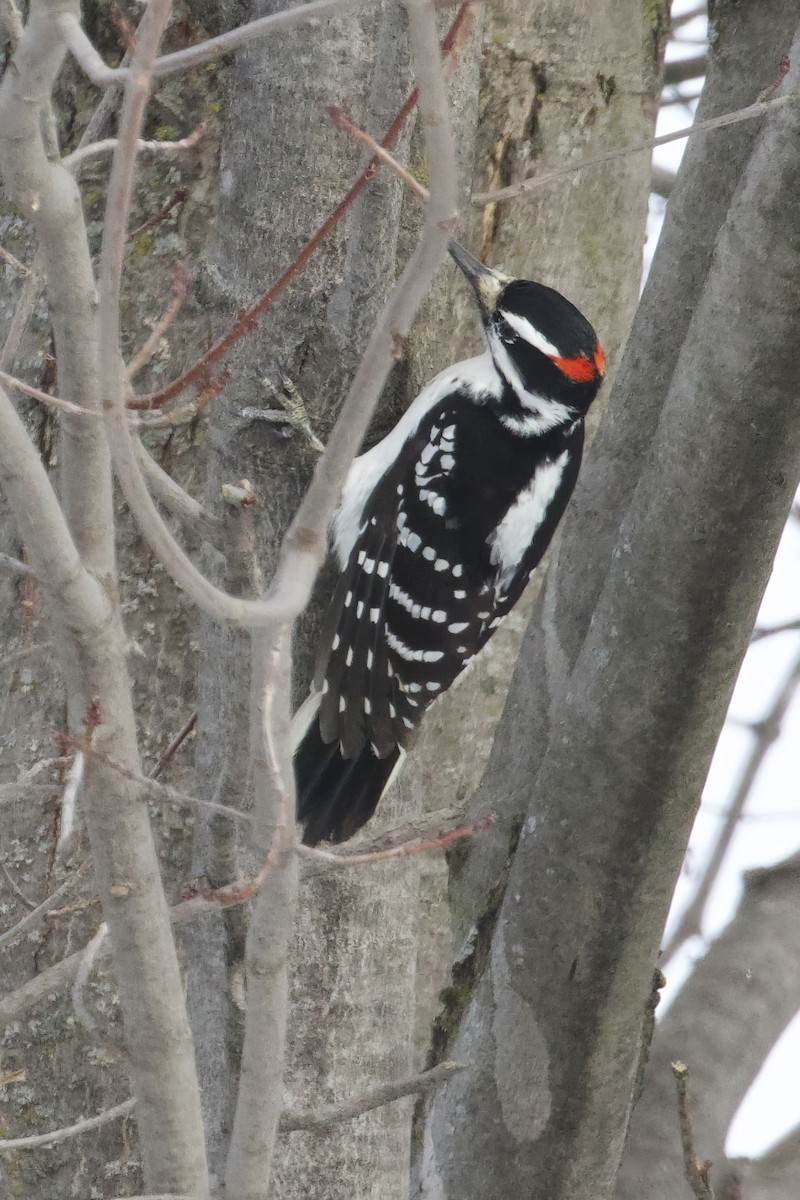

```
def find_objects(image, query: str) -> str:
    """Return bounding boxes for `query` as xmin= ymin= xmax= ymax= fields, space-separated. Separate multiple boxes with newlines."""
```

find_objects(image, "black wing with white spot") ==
xmin=315 ymin=399 xmax=583 ymax=762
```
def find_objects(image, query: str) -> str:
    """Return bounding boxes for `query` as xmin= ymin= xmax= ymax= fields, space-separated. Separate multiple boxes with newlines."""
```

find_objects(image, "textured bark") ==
xmin=415 ymin=18 xmax=800 ymax=1200
xmin=188 ymin=4 xmax=478 ymax=1197
xmin=617 ymin=854 xmax=800 ymax=1199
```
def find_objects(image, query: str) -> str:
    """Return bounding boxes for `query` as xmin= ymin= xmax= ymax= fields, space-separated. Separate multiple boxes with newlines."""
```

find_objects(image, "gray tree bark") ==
xmin=415 ymin=12 xmax=800 ymax=1200
xmin=188 ymin=4 xmax=479 ymax=1197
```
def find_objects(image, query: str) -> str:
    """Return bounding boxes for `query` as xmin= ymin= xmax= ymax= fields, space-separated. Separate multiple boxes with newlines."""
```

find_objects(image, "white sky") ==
xmin=649 ymin=1 xmax=800 ymax=1159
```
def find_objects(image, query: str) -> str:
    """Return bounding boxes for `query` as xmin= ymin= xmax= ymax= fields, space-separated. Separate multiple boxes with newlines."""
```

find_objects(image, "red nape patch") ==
xmin=552 ymin=340 xmax=606 ymax=383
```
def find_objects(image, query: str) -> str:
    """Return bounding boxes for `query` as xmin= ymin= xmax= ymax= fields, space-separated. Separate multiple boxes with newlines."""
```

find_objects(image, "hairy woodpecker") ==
xmin=294 ymin=242 xmax=605 ymax=845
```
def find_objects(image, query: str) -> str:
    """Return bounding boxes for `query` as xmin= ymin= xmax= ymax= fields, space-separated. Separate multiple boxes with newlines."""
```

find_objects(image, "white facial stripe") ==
xmin=489 ymin=331 xmax=574 ymax=434
xmin=499 ymin=309 xmax=561 ymax=358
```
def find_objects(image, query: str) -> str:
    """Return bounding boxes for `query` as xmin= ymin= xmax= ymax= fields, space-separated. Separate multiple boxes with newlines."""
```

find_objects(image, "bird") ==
xmin=294 ymin=242 xmax=605 ymax=846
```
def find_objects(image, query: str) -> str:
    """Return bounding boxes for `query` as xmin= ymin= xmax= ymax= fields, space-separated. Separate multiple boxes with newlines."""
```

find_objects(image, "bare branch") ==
xmin=0 ymin=249 xmax=44 ymax=372
xmin=0 ymin=1063 xmax=463 ymax=1152
xmin=0 ymin=367 xmax=96 ymax=417
xmin=663 ymin=56 xmax=707 ymax=87
xmin=662 ymin=647 xmax=800 ymax=966
xmin=135 ymin=442 xmax=225 ymax=545
xmin=300 ymin=812 xmax=496 ymax=867
xmin=329 ymin=104 xmax=430 ymax=203
xmin=0 ymin=861 xmax=89 ymax=951
xmin=97 ymin=0 xmax=297 ymax=627
xmin=63 ymin=122 xmax=206 ymax=173
xmin=0 ymin=861 xmax=37 ymax=909
xmin=672 ymin=1062 xmax=715 ymax=1200
xmin=265 ymin=0 xmax=459 ymax=617
xmin=59 ymin=0 xmax=369 ymax=87
xmin=150 ymin=710 xmax=198 ymax=779
xmin=472 ymin=92 xmax=800 ymax=205
xmin=73 ymin=742 xmax=254 ymax=827
xmin=0 ymin=947 xmax=85 ymax=1027
xmin=126 ymin=263 xmax=190 ymax=381
xmin=0 ymin=243 xmax=30 ymax=275
xmin=0 ymin=1098 xmax=136 ymax=1152
xmin=751 ymin=617 xmax=800 ymax=641
xmin=281 ymin=1061 xmax=465 ymax=1132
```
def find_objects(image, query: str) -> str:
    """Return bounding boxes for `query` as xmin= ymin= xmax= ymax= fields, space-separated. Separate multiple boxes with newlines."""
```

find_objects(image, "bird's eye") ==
xmin=494 ymin=318 xmax=516 ymax=346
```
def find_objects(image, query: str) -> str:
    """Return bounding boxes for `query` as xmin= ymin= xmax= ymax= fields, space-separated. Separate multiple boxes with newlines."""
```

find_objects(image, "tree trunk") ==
xmin=415 ymin=15 xmax=800 ymax=1200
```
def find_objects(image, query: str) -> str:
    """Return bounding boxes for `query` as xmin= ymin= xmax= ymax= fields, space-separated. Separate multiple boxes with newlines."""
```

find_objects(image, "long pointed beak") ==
xmin=449 ymin=241 xmax=508 ymax=310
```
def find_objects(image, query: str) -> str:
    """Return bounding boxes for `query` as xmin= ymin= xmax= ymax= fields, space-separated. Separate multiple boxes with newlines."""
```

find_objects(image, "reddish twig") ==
xmin=758 ymin=53 xmax=791 ymax=102
xmin=172 ymin=813 xmax=494 ymax=924
xmin=134 ymin=367 xmax=231 ymax=428
xmin=672 ymin=1062 xmax=715 ymax=1200
xmin=299 ymin=811 xmax=496 ymax=867
xmin=128 ymin=184 xmax=190 ymax=241
xmin=133 ymin=2 xmax=472 ymax=411
xmin=126 ymin=261 xmax=190 ymax=383
xmin=149 ymin=710 xmax=197 ymax=779
xmin=110 ymin=2 xmax=137 ymax=53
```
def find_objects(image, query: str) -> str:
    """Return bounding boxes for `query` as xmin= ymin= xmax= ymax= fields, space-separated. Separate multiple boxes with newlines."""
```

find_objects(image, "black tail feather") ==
xmin=295 ymin=716 xmax=401 ymax=846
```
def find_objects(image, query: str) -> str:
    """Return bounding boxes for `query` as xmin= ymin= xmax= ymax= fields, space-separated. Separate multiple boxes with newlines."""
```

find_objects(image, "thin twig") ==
xmin=0 ymin=861 xmax=89 ymax=951
xmin=46 ymin=894 xmax=101 ymax=919
xmin=128 ymin=184 xmax=191 ymax=241
xmin=134 ymin=2 xmax=472 ymax=410
xmin=0 ymin=368 xmax=97 ymax=417
xmin=0 ymin=249 xmax=45 ymax=372
xmin=150 ymin=710 xmax=198 ymax=778
xmin=0 ymin=861 xmax=37 ymax=909
xmin=64 ymin=122 xmax=206 ymax=172
xmin=61 ymin=741 xmax=254 ymax=827
xmin=133 ymin=368 xmax=230 ymax=429
xmin=300 ymin=812 xmax=496 ymax=867
xmin=0 ymin=1098 xmax=135 ymax=1152
xmin=135 ymin=444 xmax=225 ymax=544
xmin=672 ymin=1062 xmax=715 ymax=1200
xmin=329 ymin=105 xmax=430 ymax=203
xmin=0 ymin=243 xmax=30 ymax=275
xmin=126 ymin=263 xmax=190 ymax=381
xmin=471 ymin=92 xmax=800 ymax=204
xmin=662 ymin=648 xmax=800 ymax=966
xmin=0 ymin=1063 xmax=462 ymax=1151
xmin=280 ymin=1061 xmax=464 ymax=1132
xmin=0 ymin=948 xmax=85 ymax=1027
xmin=751 ymin=617 xmax=800 ymax=641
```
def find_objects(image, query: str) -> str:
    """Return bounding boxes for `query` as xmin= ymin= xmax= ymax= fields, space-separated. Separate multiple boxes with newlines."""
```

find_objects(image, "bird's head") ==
xmin=449 ymin=242 xmax=605 ymax=418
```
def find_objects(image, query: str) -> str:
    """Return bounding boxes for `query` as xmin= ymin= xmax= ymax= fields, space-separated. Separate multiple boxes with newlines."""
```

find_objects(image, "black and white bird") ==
xmin=294 ymin=242 xmax=605 ymax=845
